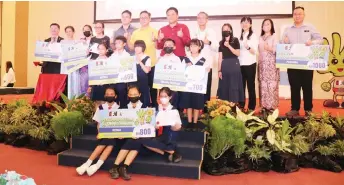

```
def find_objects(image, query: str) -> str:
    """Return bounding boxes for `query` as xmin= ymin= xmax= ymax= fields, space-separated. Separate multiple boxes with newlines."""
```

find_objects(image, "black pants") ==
xmin=7 ymin=83 xmax=14 ymax=87
xmin=287 ymin=69 xmax=313 ymax=111
xmin=204 ymin=69 xmax=212 ymax=112
xmin=149 ymin=66 xmax=157 ymax=107
xmin=239 ymin=63 xmax=256 ymax=110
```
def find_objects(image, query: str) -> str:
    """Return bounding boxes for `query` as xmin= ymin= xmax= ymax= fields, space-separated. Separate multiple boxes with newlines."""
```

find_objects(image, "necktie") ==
xmin=158 ymin=108 xmax=165 ymax=136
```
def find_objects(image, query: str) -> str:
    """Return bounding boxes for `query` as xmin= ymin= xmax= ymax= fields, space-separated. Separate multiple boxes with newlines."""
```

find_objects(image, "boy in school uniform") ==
xmin=111 ymin=36 xmax=131 ymax=107
xmin=156 ymin=38 xmax=184 ymax=108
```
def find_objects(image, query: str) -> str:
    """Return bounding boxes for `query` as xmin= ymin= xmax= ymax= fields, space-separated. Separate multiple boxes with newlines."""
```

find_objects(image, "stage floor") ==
xmin=0 ymin=144 xmax=343 ymax=185
xmin=1 ymin=94 xmax=343 ymax=116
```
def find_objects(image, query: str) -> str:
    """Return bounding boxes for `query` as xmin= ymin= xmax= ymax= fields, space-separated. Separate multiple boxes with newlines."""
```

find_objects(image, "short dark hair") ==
xmin=64 ymin=26 xmax=75 ymax=32
xmin=105 ymin=87 xmax=117 ymax=95
xmin=189 ymin=39 xmax=204 ymax=53
xmin=115 ymin=36 xmax=127 ymax=44
xmin=294 ymin=6 xmax=305 ymax=11
xmin=159 ymin=87 xmax=173 ymax=97
xmin=166 ymin=7 xmax=178 ymax=14
xmin=260 ymin=19 xmax=276 ymax=36
xmin=128 ymin=84 xmax=141 ymax=93
xmin=122 ymin=10 xmax=132 ymax=17
xmin=50 ymin=23 xmax=60 ymax=29
xmin=134 ymin=40 xmax=146 ymax=52
xmin=163 ymin=38 xmax=176 ymax=45
xmin=140 ymin=10 xmax=151 ymax=17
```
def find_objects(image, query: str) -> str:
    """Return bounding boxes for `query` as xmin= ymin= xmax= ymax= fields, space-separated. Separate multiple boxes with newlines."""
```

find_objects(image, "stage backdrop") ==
xmin=1 ymin=1 xmax=342 ymax=100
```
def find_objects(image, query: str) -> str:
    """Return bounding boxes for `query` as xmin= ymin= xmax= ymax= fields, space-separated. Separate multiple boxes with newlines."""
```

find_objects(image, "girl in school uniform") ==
xmin=76 ymin=87 xmax=120 ymax=176
xmin=140 ymin=87 xmax=182 ymax=163
xmin=89 ymin=22 xmax=111 ymax=60
xmin=109 ymin=84 xmax=146 ymax=180
xmin=130 ymin=40 xmax=151 ymax=107
xmin=179 ymin=39 xmax=208 ymax=130
xmin=89 ymin=43 xmax=111 ymax=107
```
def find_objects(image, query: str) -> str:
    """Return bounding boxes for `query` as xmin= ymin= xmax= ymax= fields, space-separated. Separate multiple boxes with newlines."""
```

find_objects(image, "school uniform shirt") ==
xmin=157 ymin=53 xmax=183 ymax=64
xmin=192 ymin=27 xmax=218 ymax=69
xmin=122 ymin=100 xmax=144 ymax=110
xmin=93 ymin=102 xmax=120 ymax=123
xmin=1 ymin=68 xmax=16 ymax=87
xmin=238 ymin=32 xmax=258 ymax=66
xmin=135 ymin=54 xmax=152 ymax=67
xmin=111 ymin=50 xmax=131 ymax=58
xmin=130 ymin=26 xmax=158 ymax=66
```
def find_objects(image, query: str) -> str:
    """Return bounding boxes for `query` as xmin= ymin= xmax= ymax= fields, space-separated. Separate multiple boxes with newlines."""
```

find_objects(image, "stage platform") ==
xmin=0 ymin=87 xmax=34 ymax=104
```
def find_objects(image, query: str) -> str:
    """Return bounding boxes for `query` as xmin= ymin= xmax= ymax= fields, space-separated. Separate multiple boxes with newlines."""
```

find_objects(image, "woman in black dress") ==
xmin=217 ymin=24 xmax=244 ymax=103
xmin=89 ymin=22 xmax=111 ymax=60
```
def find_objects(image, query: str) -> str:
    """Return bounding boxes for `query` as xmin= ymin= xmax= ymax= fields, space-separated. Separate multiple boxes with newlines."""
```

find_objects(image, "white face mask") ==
xmin=160 ymin=97 xmax=169 ymax=105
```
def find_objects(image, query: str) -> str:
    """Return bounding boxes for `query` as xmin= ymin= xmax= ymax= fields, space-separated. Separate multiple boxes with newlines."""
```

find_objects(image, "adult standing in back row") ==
xmin=113 ymin=10 xmax=136 ymax=56
xmin=282 ymin=6 xmax=323 ymax=117
xmin=238 ymin=17 xmax=258 ymax=112
xmin=157 ymin=7 xmax=191 ymax=109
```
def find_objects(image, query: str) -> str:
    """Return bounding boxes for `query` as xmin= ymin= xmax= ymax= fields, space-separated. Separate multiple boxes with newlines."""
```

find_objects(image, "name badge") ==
xmin=304 ymin=30 xmax=310 ymax=32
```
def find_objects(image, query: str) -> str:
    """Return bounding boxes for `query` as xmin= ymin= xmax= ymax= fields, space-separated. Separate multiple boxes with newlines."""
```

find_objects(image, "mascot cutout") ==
xmin=318 ymin=32 xmax=344 ymax=108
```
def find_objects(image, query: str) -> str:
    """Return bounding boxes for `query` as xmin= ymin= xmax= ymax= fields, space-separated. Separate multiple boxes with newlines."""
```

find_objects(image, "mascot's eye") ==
xmin=331 ymin=59 xmax=338 ymax=65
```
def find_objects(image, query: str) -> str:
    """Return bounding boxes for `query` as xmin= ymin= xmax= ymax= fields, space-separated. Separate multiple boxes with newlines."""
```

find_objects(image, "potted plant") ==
xmin=246 ymin=136 xmax=272 ymax=172
xmin=201 ymin=100 xmax=247 ymax=175
xmin=47 ymin=93 xmax=90 ymax=155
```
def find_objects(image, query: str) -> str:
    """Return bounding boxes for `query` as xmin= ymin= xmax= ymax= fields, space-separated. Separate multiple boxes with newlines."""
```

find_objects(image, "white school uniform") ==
xmin=93 ymin=102 xmax=120 ymax=123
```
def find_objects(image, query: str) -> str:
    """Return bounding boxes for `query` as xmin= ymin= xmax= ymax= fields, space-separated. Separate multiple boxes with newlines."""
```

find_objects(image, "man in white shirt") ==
xmin=193 ymin=12 xmax=218 ymax=111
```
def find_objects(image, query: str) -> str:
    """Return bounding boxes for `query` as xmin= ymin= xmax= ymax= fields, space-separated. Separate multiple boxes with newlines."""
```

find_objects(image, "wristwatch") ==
xmin=247 ymin=47 xmax=251 ymax=50
xmin=209 ymin=41 xmax=212 ymax=45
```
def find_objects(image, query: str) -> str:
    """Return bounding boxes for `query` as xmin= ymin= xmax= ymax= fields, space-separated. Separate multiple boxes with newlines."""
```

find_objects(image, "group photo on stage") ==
xmin=0 ymin=1 xmax=344 ymax=185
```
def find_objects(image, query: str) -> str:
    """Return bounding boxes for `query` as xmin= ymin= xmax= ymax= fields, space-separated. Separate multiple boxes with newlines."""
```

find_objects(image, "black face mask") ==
xmin=104 ymin=96 xmax=116 ymax=103
xmin=128 ymin=96 xmax=140 ymax=103
xmin=222 ymin=31 xmax=231 ymax=37
xmin=163 ymin=47 xmax=174 ymax=54
xmin=83 ymin=31 xmax=91 ymax=37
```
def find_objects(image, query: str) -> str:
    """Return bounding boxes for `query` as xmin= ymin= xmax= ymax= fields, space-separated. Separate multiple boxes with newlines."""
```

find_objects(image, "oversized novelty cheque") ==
xmin=153 ymin=60 xmax=208 ymax=94
xmin=97 ymin=108 xmax=156 ymax=138
xmin=34 ymin=41 xmax=62 ymax=62
xmin=61 ymin=40 xmax=90 ymax=73
xmin=88 ymin=56 xmax=137 ymax=85
xmin=276 ymin=44 xmax=330 ymax=70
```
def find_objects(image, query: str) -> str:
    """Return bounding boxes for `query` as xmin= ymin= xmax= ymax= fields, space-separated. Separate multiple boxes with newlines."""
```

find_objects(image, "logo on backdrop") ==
xmin=317 ymin=32 xmax=344 ymax=108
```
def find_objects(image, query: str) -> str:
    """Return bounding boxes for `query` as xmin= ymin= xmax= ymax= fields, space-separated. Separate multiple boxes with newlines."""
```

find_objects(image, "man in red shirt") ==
xmin=157 ymin=7 xmax=191 ymax=57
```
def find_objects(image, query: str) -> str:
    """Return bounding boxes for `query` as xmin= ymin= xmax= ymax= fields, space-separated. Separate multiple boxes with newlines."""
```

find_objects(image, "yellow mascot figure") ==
xmin=318 ymin=32 xmax=344 ymax=108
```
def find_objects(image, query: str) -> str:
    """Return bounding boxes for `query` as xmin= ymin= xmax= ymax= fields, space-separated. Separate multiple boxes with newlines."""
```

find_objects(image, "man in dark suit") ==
xmin=41 ymin=23 xmax=64 ymax=74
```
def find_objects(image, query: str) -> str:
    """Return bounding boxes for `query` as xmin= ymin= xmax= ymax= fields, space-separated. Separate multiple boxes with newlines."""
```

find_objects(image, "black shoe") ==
xmin=119 ymin=166 xmax=131 ymax=181
xmin=305 ymin=111 xmax=312 ymax=117
xmin=109 ymin=166 xmax=119 ymax=179
xmin=185 ymin=123 xmax=194 ymax=131
xmin=169 ymin=152 xmax=182 ymax=163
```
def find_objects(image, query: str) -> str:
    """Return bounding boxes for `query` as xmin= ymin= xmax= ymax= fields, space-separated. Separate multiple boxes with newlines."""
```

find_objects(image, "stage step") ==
xmin=71 ymin=135 xmax=204 ymax=160
xmin=58 ymin=149 xmax=201 ymax=179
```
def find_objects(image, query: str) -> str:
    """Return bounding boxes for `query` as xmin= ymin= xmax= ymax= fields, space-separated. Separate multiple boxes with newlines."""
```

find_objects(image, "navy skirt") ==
xmin=97 ymin=138 xmax=117 ymax=146
xmin=121 ymin=139 xmax=143 ymax=151
xmin=91 ymin=85 xmax=106 ymax=101
xmin=140 ymin=128 xmax=178 ymax=152
xmin=179 ymin=92 xmax=205 ymax=110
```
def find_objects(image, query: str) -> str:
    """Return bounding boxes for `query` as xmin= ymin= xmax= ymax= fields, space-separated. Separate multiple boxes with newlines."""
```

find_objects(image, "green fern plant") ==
xmin=246 ymin=136 xmax=271 ymax=162
xmin=303 ymin=111 xmax=336 ymax=149
xmin=51 ymin=111 xmax=86 ymax=142
xmin=207 ymin=115 xmax=246 ymax=159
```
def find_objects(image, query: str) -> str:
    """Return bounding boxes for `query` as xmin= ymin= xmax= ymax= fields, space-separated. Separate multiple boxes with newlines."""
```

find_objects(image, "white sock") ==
xmin=76 ymin=159 xmax=93 ymax=175
xmin=85 ymin=159 xmax=93 ymax=166
xmin=86 ymin=160 xmax=104 ymax=176
xmin=95 ymin=160 xmax=104 ymax=168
